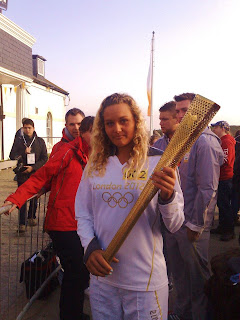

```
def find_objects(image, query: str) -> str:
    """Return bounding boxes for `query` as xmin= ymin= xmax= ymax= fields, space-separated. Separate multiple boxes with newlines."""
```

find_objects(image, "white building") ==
xmin=0 ymin=13 xmax=69 ymax=159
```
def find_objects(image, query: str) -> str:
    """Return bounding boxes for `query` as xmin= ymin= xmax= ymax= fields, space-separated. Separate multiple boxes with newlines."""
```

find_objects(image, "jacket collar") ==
xmin=62 ymin=127 xmax=74 ymax=142
xmin=23 ymin=131 xmax=37 ymax=142
xmin=68 ymin=137 xmax=89 ymax=165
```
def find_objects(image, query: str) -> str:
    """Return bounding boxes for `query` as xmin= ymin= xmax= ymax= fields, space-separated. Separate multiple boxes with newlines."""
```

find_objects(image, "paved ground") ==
xmin=1 ymin=168 xmax=240 ymax=319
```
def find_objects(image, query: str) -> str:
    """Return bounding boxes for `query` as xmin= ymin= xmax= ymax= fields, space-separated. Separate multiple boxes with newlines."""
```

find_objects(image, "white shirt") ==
xmin=75 ymin=155 xmax=184 ymax=291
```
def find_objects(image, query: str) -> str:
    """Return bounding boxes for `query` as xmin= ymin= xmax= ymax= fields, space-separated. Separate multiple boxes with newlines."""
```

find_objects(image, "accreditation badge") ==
xmin=27 ymin=153 xmax=36 ymax=165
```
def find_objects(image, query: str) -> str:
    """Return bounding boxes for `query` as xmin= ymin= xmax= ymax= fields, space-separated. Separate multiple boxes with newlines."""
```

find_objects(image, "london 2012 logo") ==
xmin=102 ymin=192 xmax=134 ymax=208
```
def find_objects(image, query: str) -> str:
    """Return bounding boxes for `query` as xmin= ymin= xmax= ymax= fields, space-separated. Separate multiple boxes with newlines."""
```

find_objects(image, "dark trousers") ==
xmin=217 ymin=179 xmax=234 ymax=233
xmin=49 ymin=231 xmax=89 ymax=320
xmin=17 ymin=181 xmax=37 ymax=226
xmin=232 ymin=185 xmax=240 ymax=221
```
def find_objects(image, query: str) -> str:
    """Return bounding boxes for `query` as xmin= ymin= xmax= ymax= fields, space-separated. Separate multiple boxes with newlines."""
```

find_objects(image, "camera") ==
xmin=13 ymin=156 xmax=26 ymax=174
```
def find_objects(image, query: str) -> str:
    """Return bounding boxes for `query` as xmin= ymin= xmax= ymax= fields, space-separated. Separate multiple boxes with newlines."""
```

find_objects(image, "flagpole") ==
xmin=150 ymin=31 xmax=155 ymax=136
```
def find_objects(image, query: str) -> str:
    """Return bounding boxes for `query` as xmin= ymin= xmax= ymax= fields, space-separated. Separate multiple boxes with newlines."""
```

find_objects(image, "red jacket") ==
xmin=6 ymin=137 xmax=88 ymax=231
xmin=220 ymin=134 xmax=236 ymax=181
xmin=50 ymin=128 xmax=73 ymax=157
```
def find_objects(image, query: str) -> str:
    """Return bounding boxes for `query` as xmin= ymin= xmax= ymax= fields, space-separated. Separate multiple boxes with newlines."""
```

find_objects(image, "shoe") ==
xmin=17 ymin=225 xmax=26 ymax=233
xmin=28 ymin=218 xmax=37 ymax=226
xmin=220 ymin=232 xmax=235 ymax=241
xmin=210 ymin=226 xmax=223 ymax=234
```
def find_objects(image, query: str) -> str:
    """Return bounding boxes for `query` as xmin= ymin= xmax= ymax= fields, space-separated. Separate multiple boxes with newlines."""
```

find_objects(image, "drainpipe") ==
xmin=0 ymin=85 xmax=5 ymax=160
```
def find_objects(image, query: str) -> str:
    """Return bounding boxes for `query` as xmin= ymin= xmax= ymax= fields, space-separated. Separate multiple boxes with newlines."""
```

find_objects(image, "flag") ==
xmin=147 ymin=53 xmax=152 ymax=117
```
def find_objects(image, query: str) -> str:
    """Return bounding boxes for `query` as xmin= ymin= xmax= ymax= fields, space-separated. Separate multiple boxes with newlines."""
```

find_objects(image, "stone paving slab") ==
xmin=19 ymin=287 xmax=92 ymax=320
xmin=0 ymin=160 xmax=17 ymax=170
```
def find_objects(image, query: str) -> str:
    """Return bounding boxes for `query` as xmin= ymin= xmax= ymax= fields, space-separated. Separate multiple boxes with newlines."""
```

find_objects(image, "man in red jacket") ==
xmin=51 ymin=108 xmax=85 ymax=156
xmin=211 ymin=121 xmax=236 ymax=241
xmin=2 ymin=117 xmax=94 ymax=320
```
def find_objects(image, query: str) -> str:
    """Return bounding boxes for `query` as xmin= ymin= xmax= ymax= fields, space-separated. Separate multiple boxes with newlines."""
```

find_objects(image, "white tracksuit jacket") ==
xmin=75 ymin=151 xmax=184 ymax=291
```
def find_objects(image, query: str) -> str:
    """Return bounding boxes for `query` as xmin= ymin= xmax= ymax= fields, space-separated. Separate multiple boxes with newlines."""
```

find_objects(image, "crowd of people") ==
xmin=1 ymin=92 xmax=240 ymax=320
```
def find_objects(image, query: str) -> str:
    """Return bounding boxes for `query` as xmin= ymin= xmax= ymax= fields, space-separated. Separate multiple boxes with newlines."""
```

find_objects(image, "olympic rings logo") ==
xmin=102 ymin=192 xmax=134 ymax=208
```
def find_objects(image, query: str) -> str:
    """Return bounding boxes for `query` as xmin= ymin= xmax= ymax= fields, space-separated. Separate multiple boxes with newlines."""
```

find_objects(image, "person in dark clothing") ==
xmin=12 ymin=117 xmax=27 ymax=181
xmin=14 ymin=117 xmax=27 ymax=140
xmin=232 ymin=130 xmax=240 ymax=225
xmin=9 ymin=118 xmax=48 ymax=232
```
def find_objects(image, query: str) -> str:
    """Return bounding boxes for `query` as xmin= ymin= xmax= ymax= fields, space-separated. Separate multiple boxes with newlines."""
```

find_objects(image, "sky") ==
xmin=3 ymin=0 xmax=240 ymax=130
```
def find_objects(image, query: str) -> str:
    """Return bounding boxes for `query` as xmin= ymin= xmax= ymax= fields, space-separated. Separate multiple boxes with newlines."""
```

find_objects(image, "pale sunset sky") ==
xmin=4 ymin=0 xmax=240 ymax=130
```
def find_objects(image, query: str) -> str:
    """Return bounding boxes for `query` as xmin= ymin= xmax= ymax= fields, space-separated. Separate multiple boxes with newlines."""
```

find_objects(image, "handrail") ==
xmin=40 ymin=137 xmax=62 ymax=139
xmin=0 ymin=194 xmax=39 ymax=216
xmin=0 ymin=204 xmax=12 ymax=215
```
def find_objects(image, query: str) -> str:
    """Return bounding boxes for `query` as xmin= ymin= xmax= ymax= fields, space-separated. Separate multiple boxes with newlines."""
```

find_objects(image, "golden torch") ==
xmin=102 ymin=94 xmax=220 ymax=263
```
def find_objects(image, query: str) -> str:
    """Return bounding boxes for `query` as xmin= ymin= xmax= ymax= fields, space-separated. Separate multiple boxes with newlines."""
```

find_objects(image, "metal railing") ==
xmin=0 ymin=194 xmax=59 ymax=320
xmin=40 ymin=137 xmax=62 ymax=154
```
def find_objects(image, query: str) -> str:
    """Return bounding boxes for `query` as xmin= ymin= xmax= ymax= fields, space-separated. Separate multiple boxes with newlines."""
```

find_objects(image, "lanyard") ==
xmin=23 ymin=135 xmax=36 ymax=148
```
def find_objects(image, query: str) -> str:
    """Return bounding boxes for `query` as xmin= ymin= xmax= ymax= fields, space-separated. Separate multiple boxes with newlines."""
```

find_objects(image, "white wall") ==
xmin=2 ymin=82 xmax=66 ymax=159
xmin=27 ymin=83 xmax=66 ymax=138
xmin=2 ymin=85 xmax=17 ymax=159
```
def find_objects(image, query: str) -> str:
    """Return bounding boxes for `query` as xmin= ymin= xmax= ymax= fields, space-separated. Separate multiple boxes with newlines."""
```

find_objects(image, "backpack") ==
xmin=20 ymin=242 xmax=59 ymax=299
xmin=205 ymin=248 xmax=240 ymax=320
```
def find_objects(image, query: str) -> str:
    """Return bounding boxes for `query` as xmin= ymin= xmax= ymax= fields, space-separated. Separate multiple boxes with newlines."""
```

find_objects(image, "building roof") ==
xmin=32 ymin=54 xmax=47 ymax=61
xmin=33 ymin=76 xmax=69 ymax=96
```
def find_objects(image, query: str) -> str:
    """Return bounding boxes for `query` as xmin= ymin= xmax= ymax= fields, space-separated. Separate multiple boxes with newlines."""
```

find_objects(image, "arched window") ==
xmin=46 ymin=112 xmax=52 ymax=145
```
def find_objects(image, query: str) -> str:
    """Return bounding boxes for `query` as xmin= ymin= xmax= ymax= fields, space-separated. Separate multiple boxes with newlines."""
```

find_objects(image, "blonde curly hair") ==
xmin=85 ymin=93 xmax=149 ymax=177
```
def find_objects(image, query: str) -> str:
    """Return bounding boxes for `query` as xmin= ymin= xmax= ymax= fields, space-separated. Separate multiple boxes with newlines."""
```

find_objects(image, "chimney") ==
xmin=32 ymin=55 xmax=47 ymax=78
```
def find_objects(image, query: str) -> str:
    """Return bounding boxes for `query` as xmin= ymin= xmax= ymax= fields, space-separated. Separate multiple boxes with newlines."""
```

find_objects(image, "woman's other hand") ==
xmin=86 ymin=249 xmax=119 ymax=277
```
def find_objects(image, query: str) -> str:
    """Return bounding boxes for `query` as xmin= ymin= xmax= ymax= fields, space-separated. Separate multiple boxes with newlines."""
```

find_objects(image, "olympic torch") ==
xmin=102 ymin=94 xmax=220 ymax=263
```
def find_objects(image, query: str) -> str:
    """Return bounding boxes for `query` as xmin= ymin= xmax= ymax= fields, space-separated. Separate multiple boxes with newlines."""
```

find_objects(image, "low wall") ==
xmin=0 ymin=160 xmax=17 ymax=170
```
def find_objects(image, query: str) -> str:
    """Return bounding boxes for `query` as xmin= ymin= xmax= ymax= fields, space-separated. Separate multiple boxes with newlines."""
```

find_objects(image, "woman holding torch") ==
xmin=75 ymin=93 xmax=184 ymax=320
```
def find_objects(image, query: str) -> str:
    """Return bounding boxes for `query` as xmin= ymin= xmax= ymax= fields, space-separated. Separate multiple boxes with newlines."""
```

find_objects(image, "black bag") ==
xmin=20 ymin=242 xmax=59 ymax=299
xmin=205 ymin=248 xmax=240 ymax=320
